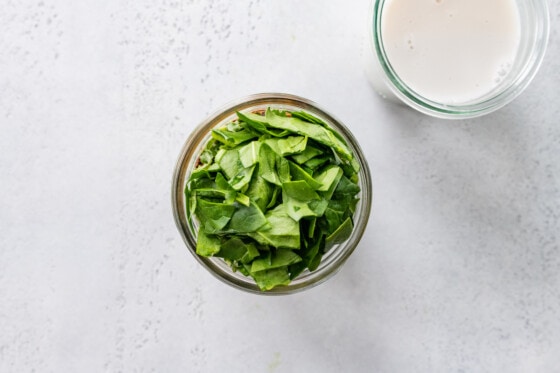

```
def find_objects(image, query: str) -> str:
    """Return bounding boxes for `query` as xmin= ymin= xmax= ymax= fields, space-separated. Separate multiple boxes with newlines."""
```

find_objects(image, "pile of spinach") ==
xmin=186 ymin=108 xmax=360 ymax=290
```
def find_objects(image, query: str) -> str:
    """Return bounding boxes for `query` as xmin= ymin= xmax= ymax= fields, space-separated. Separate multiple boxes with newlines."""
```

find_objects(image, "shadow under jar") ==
xmin=172 ymin=93 xmax=372 ymax=295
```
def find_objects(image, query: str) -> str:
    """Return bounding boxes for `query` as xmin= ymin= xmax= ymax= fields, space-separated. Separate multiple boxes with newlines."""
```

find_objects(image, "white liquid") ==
xmin=378 ymin=0 xmax=521 ymax=104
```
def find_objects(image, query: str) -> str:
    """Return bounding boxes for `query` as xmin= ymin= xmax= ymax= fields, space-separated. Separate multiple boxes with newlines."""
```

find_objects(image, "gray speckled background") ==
xmin=1 ymin=0 xmax=559 ymax=372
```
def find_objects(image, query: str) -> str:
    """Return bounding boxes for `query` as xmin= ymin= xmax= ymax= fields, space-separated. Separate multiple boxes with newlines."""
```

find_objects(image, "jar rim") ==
xmin=370 ymin=0 xmax=550 ymax=119
xmin=171 ymin=93 xmax=373 ymax=295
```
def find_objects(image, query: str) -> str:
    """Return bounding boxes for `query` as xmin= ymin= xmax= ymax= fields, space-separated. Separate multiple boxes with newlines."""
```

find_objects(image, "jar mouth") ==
xmin=171 ymin=93 xmax=373 ymax=295
xmin=371 ymin=0 xmax=550 ymax=119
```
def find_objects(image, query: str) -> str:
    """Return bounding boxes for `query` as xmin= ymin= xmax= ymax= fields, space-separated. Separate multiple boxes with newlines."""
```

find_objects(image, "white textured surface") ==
xmin=1 ymin=0 xmax=559 ymax=372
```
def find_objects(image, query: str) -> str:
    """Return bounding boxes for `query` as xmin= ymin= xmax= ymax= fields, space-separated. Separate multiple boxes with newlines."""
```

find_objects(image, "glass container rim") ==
xmin=171 ymin=93 xmax=373 ymax=295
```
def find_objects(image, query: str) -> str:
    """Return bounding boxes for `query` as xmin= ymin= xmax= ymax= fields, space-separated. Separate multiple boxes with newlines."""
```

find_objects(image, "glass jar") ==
xmin=365 ymin=0 xmax=550 ymax=119
xmin=172 ymin=93 xmax=372 ymax=295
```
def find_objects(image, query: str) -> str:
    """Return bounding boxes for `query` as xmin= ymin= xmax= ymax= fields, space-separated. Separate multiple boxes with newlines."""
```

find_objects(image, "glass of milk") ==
xmin=365 ymin=0 xmax=550 ymax=118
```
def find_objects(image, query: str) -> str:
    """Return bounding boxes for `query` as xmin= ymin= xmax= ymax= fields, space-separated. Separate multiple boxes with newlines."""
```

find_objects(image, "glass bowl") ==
xmin=172 ymin=93 xmax=372 ymax=295
xmin=365 ymin=0 xmax=550 ymax=118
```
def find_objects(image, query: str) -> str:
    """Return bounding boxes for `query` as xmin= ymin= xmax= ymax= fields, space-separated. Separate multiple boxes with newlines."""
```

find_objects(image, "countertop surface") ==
xmin=1 ymin=1 xmax=559 ymax=372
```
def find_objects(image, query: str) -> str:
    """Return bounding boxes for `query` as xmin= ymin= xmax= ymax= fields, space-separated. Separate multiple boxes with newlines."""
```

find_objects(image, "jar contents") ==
xmin=185 ymin=108 xmax=361 ymax=291
xmin=381 ymin=0 xmax=521 ymax=104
